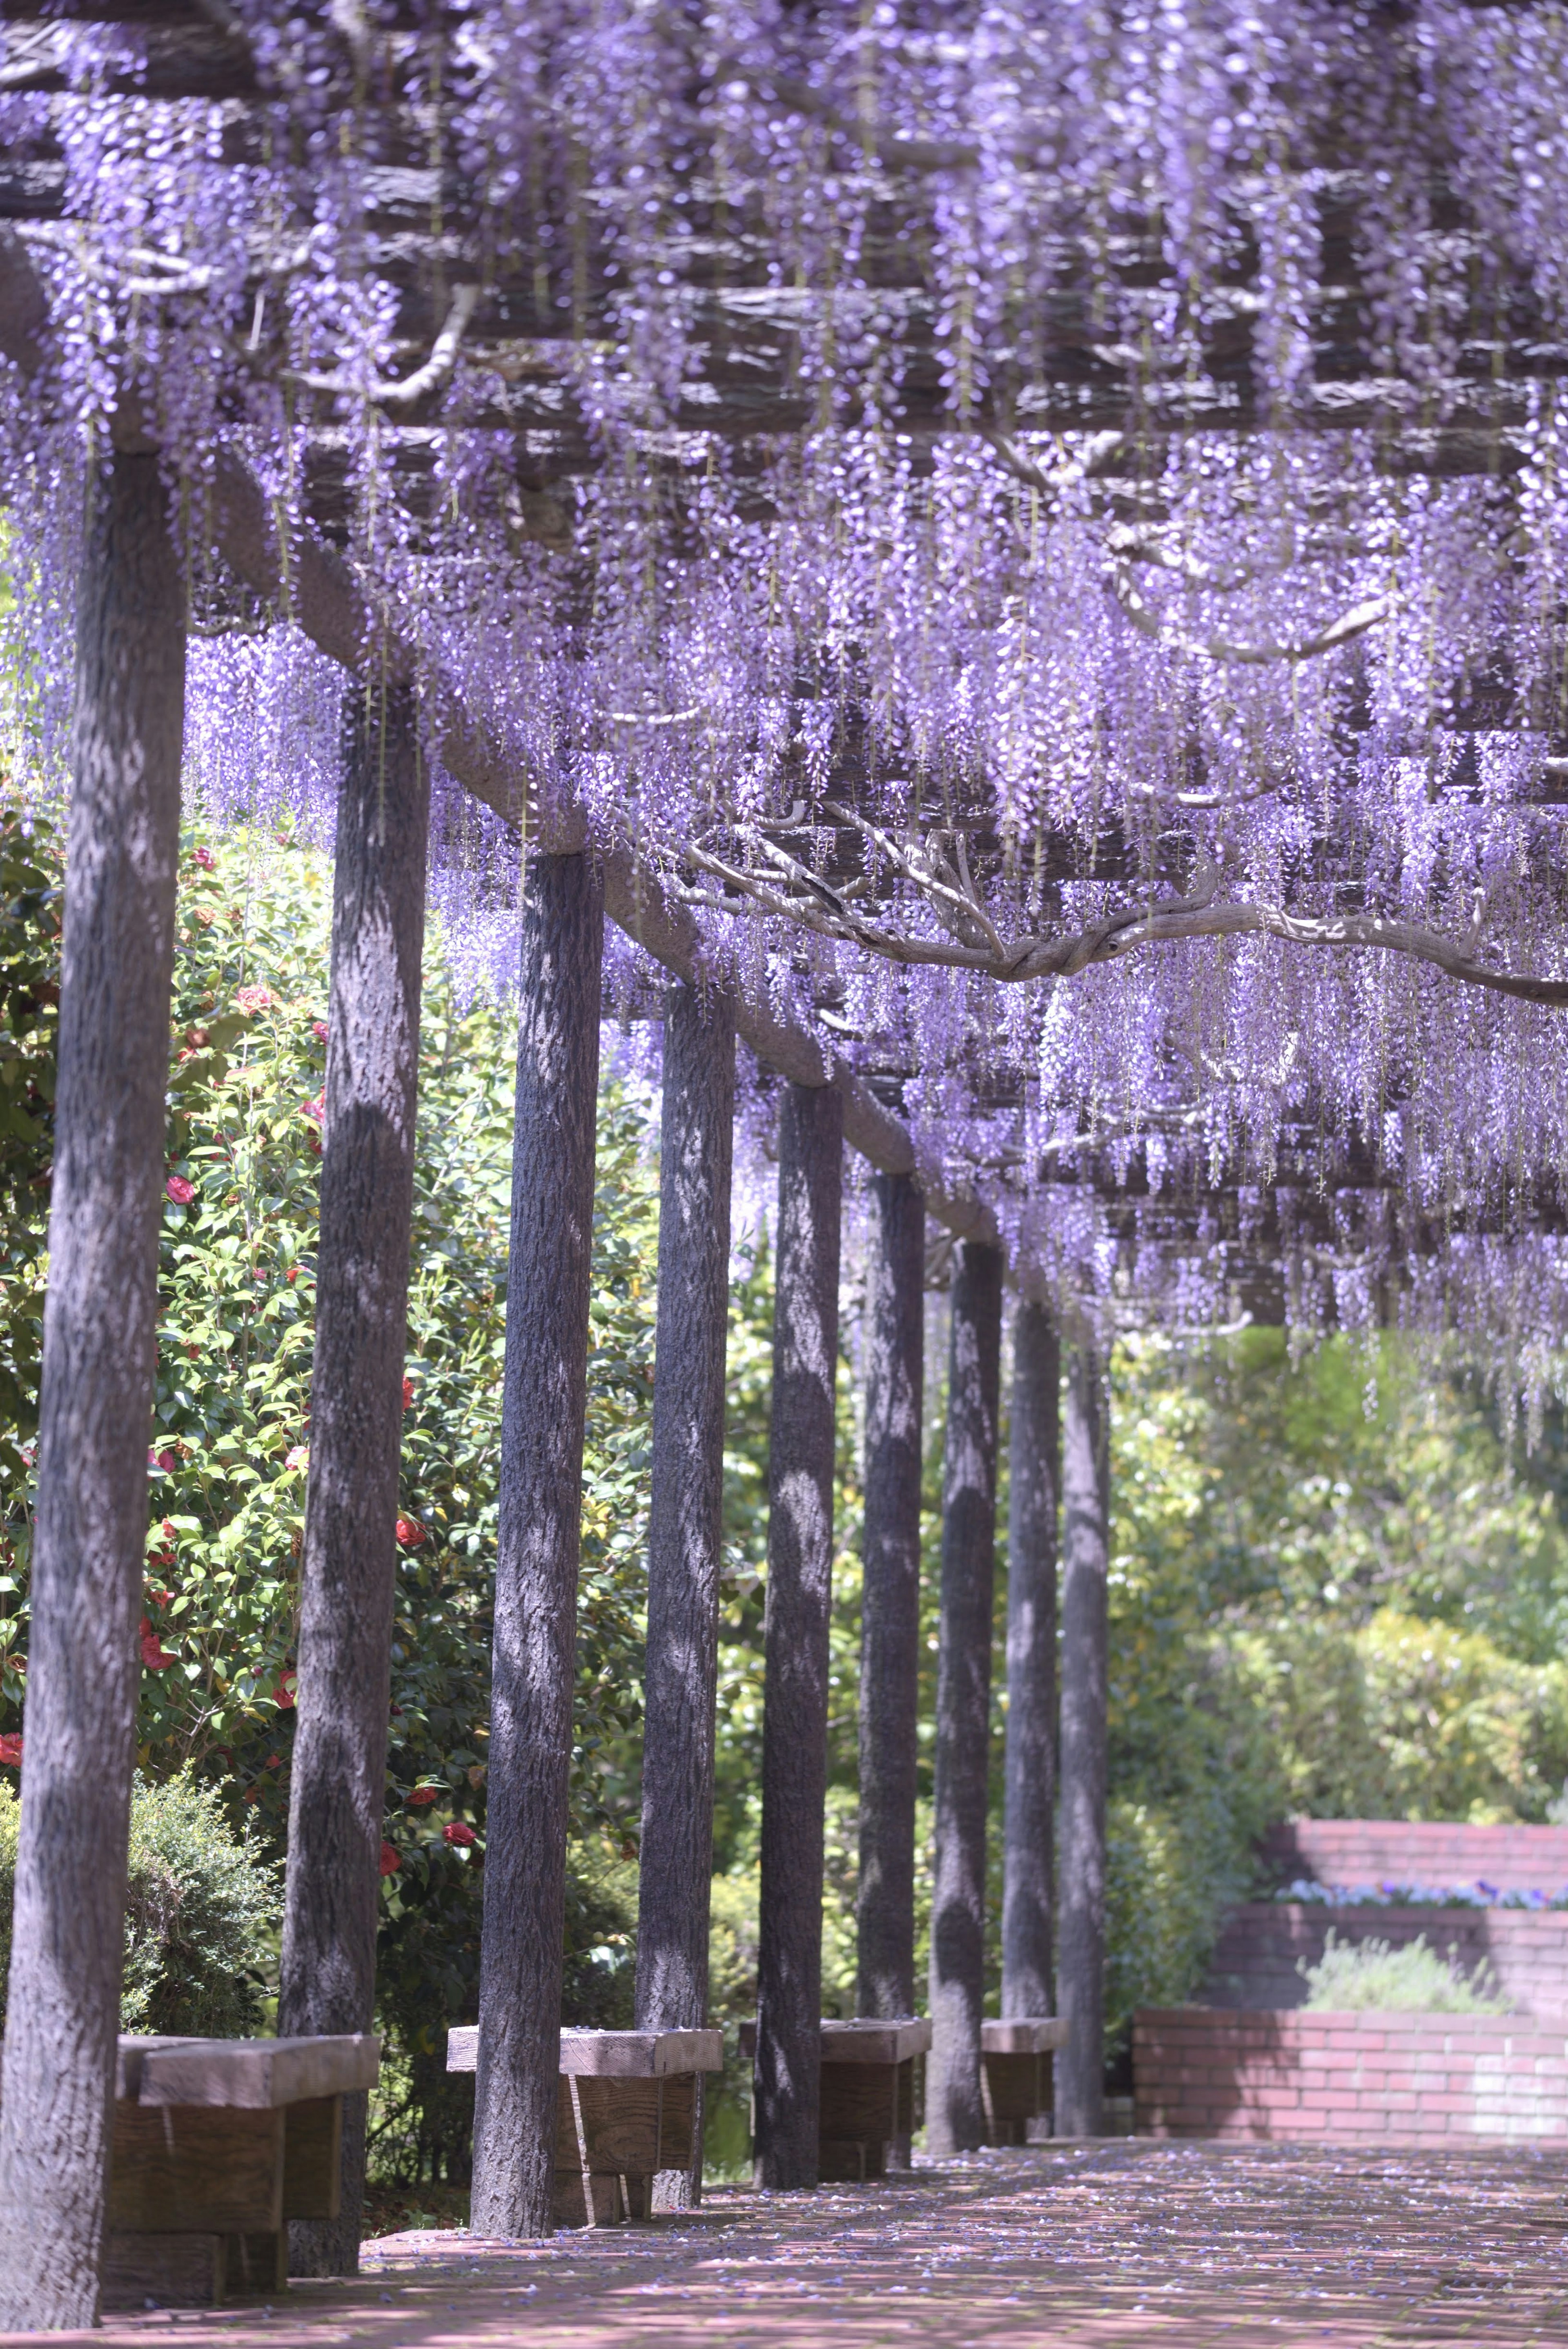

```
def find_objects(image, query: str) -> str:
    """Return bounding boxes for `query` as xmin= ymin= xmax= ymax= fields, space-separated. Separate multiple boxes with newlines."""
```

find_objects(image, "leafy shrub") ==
xmin=367 ymin=1856 xmax=635 ymax=2188
xmin=1298 ymin=1928 xmax=1508 ymax=2013
xmin=1104 ymin=1794 xmax=1258 ymax=2052
xmin=0 ymin=804 xmax=57 ymax=1493
xmin=0 ymin=1770 xmax=278 ymax=2035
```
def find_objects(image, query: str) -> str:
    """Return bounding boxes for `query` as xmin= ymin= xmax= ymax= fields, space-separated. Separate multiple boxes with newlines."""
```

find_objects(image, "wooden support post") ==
xmin=1002 ymin=1297 xmax=1060 ymax=2022
xmin=753 ymin=1082 xmax=842 ymax=2190
xmin=0 ymin=451 xmax=185 ymax=2331
xmin=635 ymin=982 xmax=735 ymax=2210
xmin=1056 ymin=1335 xmax=1109 ymax=2138
xmin=277 ymin=681 xmax=430 ymax=2275
xmin=472 ymin=851 xmax=603 ymax=2238
xmin=856 ymin=1171 xmax=924 ymax=2028
xmin=927 ymin=1239 xmax=1004 ymax=2156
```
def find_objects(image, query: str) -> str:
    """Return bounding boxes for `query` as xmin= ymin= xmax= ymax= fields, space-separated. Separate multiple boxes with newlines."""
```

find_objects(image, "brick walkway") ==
xmin=37 ymin=2141 xmax=1568 ymax=2348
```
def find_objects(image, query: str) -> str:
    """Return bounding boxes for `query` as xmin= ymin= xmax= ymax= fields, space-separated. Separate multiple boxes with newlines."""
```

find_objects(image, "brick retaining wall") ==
xmin=1134 ymin=2007 xmax=1568 ymax=2144
xmin=1201 ymin=1903 xmax=1568 ymax=2019
xmin=1260 ymin=1819 xmax=1568 ymax=1892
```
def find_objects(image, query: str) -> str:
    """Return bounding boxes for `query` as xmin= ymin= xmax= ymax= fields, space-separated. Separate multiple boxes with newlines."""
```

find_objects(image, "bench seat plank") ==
xmin=118 ymin=2032 xmax=379 ymax=2108
xmin=738 ymin=2016 xmax=931 ymax=2067
xmin=980 ymin=2017 xmax=1068 ymax=2057
xmin=446 ymin=2025 xmax=723 ymax=2078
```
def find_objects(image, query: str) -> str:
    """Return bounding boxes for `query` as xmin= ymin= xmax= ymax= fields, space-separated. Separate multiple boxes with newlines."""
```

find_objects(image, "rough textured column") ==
xmin=753 ymin=1081 xmax=842 ymax=2190
xmin=927 ymin=1239 xmax=1004 ymax=2156
xmin=0 ymin=452 xmax=185 ymax=2331
xmin=1055 ymin=1334 xmax=1110 ymax=2138
xmin=635 ymin=982 xmax=735 ymax=2209
xmin=278 ymin=681 xmax=430 ymax=2275
xmin=472 ymin=851 xmax=603 ymax=2238
xmin=856 ymin=1170 xmax=924 ymax=2024
xmin=1002 ymin=1297 xmax=1060 ymax=2021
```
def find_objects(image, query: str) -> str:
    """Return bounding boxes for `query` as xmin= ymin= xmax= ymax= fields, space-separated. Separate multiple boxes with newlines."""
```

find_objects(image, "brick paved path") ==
xmin=30 ymin=2141 xmax=1568 ymax=2348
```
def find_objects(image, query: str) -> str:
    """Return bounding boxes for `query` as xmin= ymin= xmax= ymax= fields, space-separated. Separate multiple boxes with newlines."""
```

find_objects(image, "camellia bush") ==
xmin=0 ymin=807 xmax=661 ymax=2177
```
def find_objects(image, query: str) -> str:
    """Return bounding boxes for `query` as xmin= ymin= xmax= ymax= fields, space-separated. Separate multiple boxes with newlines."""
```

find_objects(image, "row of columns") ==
xmin=0 ymin=458 xmax=1112 ymax=2322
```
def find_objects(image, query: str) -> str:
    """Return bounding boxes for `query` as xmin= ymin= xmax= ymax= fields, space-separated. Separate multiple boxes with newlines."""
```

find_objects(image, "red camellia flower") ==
xmin=301 ymin=1093 xmax=325 ymax=1127
xmin=407 ymin=1785 xmax=439 ymax=1807
xmin=313 ymin=1021 xmax=329 ymax=1043
xmin=165 ymin=1175 xmax=196 ymax=1206
xmin=443 ymin=1822 xmax=477 ymax=1848
xmin=395 ymin=1517 xmax=426 ymax=1548
xmin=235 ymin=985 xmax=274 ymax=1015
xmin=274 ymin=1670 xmax=298 ymax=1711
xmin=379 ymin=1841 xmax=401 ymax=1877
xmin=148 ymin=1447 xmax=179 ymax=1474
xmin=285 ymin=1444 xmax=309 ymax=1472
xmin=139 ymin=1617 xmax=174 ymax=1671
xmin=401 ymin=1376 xmax=414 ymax=1412
xmin=0 ymin=1734 xmax=22 ymax=1767
xmin=286 ymin=1266 xmax=300 ymax=1286
xmin=192 ymin=846 xmax=216 ymax=871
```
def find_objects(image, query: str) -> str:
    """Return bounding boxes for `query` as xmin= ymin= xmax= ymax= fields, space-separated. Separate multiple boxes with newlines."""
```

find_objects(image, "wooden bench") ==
xmin=445 ymin=2026 xmax=724 ymax=2225
xmin=980 ymin=2016 xmax=1069 ymax=2144
xmin=103 ymin=2031 xmax=380 ymax=2310
xmin=739 ymin=2015 xmax=932 ymax=2181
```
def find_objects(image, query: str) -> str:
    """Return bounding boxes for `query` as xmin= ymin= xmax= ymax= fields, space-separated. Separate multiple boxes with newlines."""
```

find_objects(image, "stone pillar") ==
xmin=1054 ymin=1334 xmax=1109 ymax=2137
xmin=856 ymin=1171 xmax=924 ymax=2027
xmin=635 ymin=982 xmax=735 ymax=2208
xmin=471 ymin=851 xmax=603 ymax=2237
xmin=752 ymin=1081 xmax=842 ymax=2189
xmin=277 ymin=680 xmax=430 ymax=2273
xmin=1002 ymin=1296 xmax=1060 ymax=2021
xmin=926 ymin=1239 xmax=1004 ymax=2155
xmin=0 ymin=452 xmax=185 ymax=2331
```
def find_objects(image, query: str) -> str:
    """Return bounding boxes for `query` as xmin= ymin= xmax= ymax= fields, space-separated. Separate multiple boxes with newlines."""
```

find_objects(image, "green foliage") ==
xmin=0 ymin=818 xmax=662 ymax=2180
xmin=369 ymin=1855 xmax=635 ymax=2187
xmin=0 ymin=820 xmax=655 ymax=1844
xmin=1093 ymin=1327 xmax=1568 ymax=2059
xmin=1232 ymin=1607 xmax=1568 ymax=1823
xmin=1104 ymin=1796 xmax=1256 ymax=2053
xmin=1094 ymin=1341 xmax=1279 ymax=2055
xmin=1298 ymin=1928 xmax=1508 ymax=2014
xmin=0 ymin=803 xmax=57 ymax=1495
xmin=0 ymin=1772 xmax=277 ymax=2036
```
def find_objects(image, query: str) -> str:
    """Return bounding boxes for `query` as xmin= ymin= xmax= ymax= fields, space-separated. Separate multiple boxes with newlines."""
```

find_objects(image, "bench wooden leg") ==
xmin=225 ymin=2230 xmax=288 ymax=2297
xmin=102 ymin=2232 xmax=226 ymax=2311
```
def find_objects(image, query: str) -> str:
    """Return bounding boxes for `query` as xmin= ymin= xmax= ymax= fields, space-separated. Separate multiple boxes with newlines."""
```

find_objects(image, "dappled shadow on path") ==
xmin=42 ymin=2140 xmax=1568 ymax=2348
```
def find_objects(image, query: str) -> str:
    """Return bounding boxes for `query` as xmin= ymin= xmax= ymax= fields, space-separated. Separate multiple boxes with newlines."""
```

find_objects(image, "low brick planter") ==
xmin=1134 ymin=2006 xmax=1568 ymax=2144
xmin=1203 ymin=1903 xmax=1568 ymax=2019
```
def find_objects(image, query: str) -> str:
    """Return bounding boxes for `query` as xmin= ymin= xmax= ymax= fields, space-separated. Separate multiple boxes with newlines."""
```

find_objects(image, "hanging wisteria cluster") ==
xmin=7 ymin=0 xmax=1568 ymax=1372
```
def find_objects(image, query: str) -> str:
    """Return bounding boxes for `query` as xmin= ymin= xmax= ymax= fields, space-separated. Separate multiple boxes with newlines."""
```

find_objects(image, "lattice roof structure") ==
xmin=7 ymin=0 xmax=1568 ymax=1361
